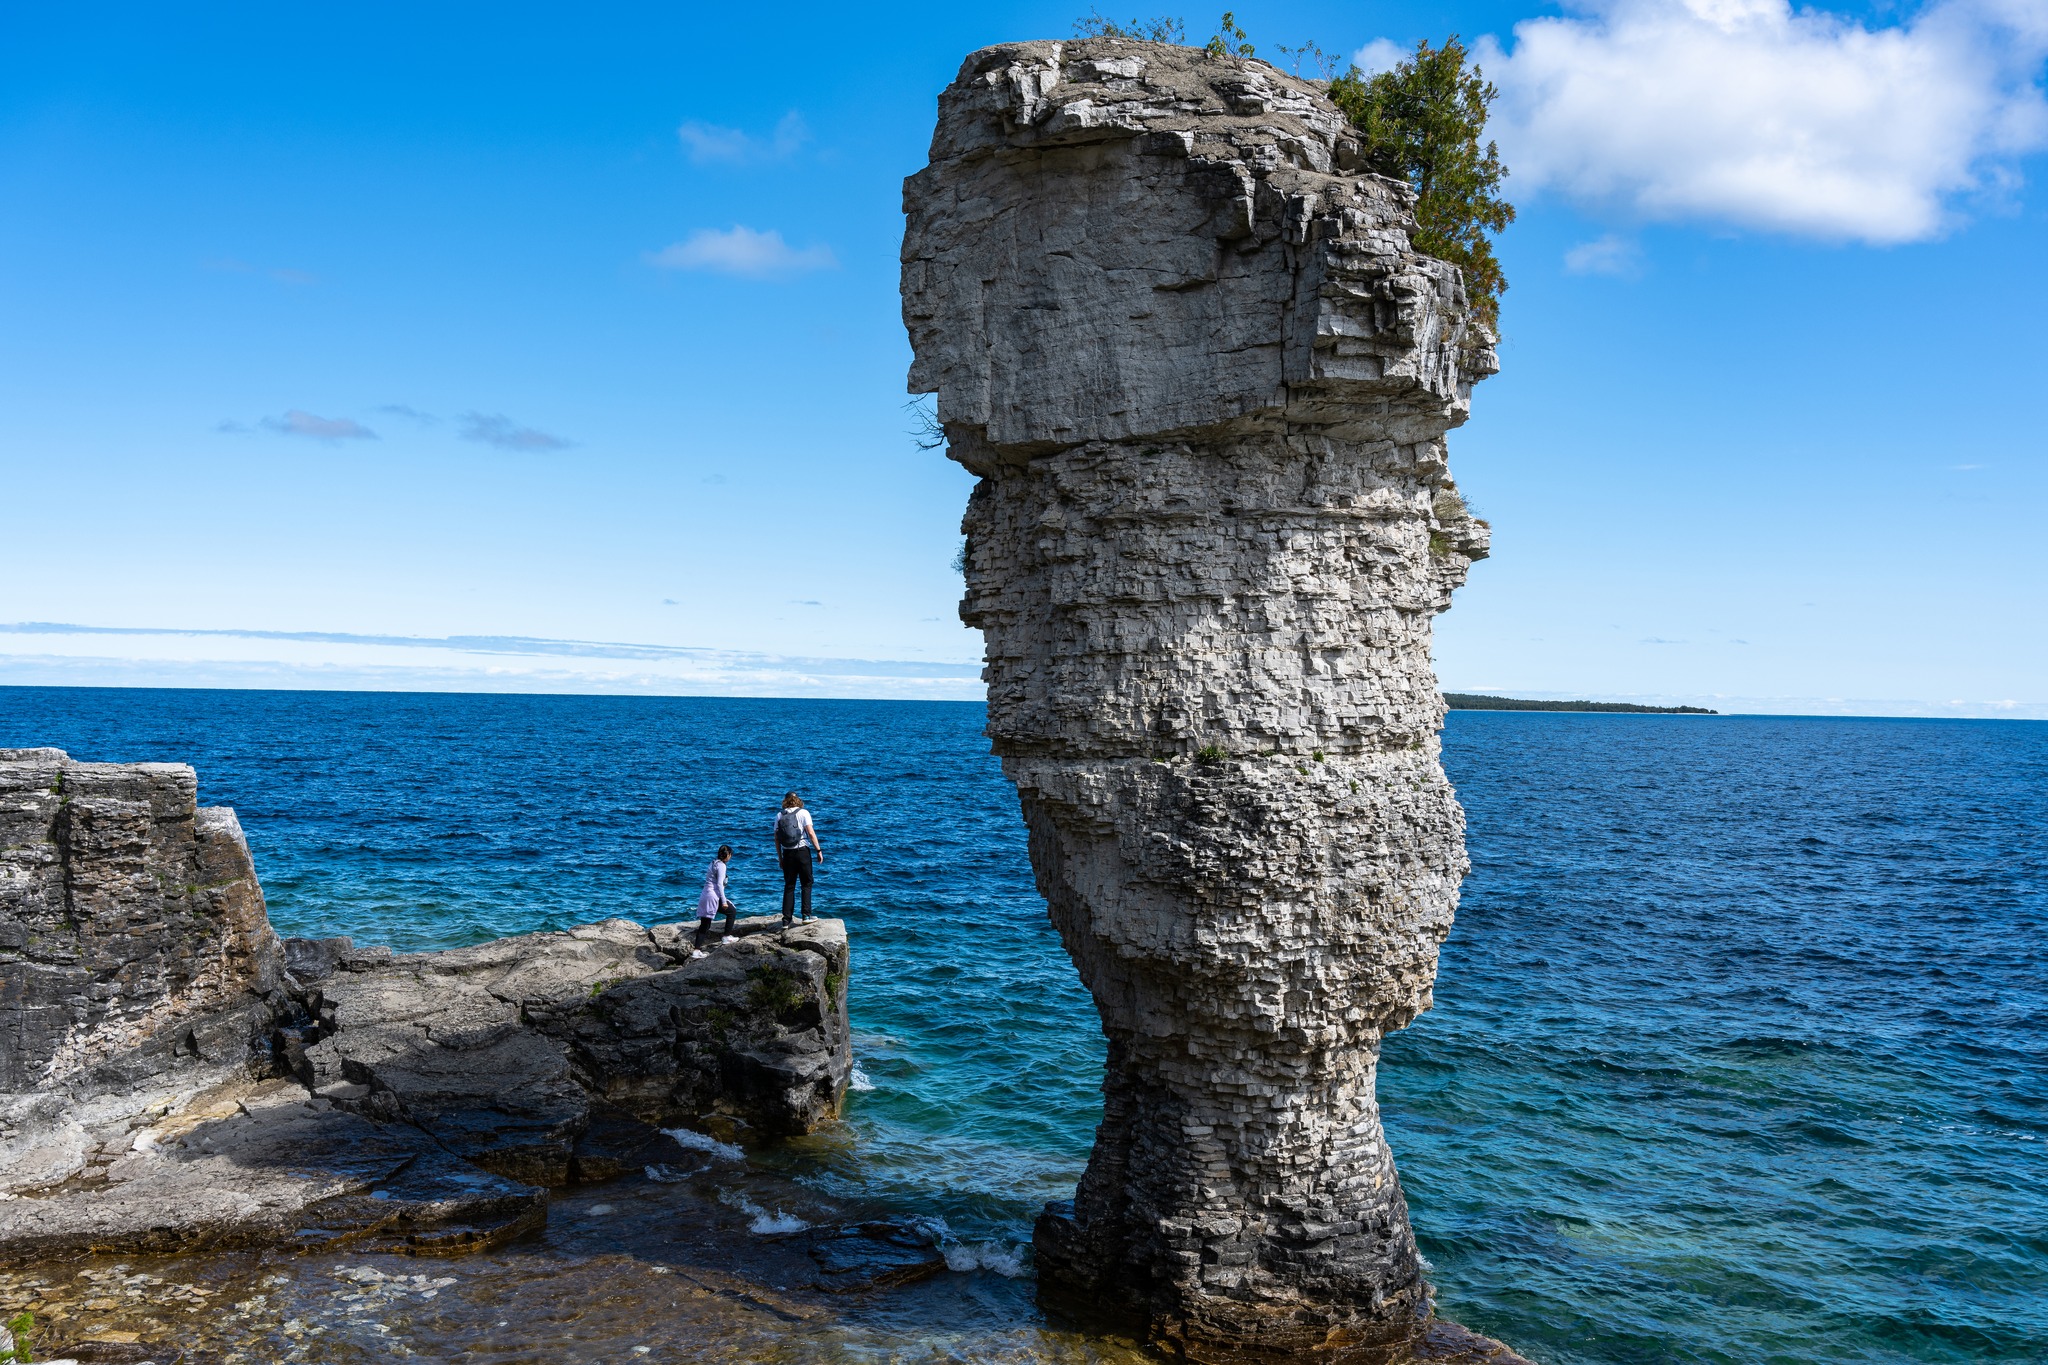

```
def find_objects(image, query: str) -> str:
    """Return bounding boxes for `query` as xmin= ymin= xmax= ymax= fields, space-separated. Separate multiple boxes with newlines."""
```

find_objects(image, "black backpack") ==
xmin=775 ymin=808 xmax=808 ymax=852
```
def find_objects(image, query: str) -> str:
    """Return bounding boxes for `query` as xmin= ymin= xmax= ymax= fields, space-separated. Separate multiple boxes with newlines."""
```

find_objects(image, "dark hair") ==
xmin=782 ymin=791 xmax=804 ymax=810
xmin=716 ymin=844 xmax=733 ymax=859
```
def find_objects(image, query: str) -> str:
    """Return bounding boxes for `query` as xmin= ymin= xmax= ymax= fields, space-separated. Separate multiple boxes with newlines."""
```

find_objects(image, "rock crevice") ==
xmin=903 ymin=37 xmax=1501 ymax=1361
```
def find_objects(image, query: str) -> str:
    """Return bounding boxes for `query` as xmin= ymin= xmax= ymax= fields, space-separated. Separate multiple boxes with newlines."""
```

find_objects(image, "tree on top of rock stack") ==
xmin=1071 ymin=14 xmax=1517 ymax=330
xmin=1330 ymin=37 xmax=1515 ymax=331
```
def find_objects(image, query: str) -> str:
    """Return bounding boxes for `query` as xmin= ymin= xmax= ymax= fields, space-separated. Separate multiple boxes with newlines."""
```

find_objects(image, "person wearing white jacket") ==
xmin=691 ymin=844 xmax=737 ymax=957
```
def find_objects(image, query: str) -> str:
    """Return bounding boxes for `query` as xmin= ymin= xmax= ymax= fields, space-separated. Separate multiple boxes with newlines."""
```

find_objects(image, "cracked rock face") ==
xmin=0 ymin=747 xmax=287 ymax=1195
xmin=902 ymin=38 xmax=1495 ymax=1360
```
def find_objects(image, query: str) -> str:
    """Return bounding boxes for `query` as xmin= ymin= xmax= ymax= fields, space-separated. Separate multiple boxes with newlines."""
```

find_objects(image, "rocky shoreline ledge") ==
xmin=3 ymin=745 xmax=1532 ymax=1364
xmin=1 ymin=747 xmax=851 ymax=1265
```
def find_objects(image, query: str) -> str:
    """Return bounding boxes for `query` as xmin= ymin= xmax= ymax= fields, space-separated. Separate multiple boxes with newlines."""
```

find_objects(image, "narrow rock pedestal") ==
xmin=903 ymin=37 xmax=1508 ymax=1362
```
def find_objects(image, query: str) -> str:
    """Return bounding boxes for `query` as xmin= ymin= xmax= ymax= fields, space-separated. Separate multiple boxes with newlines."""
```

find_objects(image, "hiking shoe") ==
xmin=689 ymin=950 xmax=708 ymax=960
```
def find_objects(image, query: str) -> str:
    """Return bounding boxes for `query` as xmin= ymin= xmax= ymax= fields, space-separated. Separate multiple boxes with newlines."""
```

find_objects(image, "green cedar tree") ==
xmin=1329 ymin=38 xmax=1515 ymax=330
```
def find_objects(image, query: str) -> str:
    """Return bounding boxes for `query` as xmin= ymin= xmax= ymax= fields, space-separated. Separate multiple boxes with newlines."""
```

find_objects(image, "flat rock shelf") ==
xmin=0 ymin=746 xmax=852 ymax=1267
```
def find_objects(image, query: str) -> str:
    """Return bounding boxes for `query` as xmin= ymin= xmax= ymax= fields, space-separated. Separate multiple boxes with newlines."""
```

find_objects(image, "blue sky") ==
xmin=2 ymin=1 xmax=2043 ymax=714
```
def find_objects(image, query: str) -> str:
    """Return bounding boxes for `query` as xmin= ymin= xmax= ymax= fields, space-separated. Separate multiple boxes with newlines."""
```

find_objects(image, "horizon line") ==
xmin=2 ymin=622 xmax=2041 ymax=719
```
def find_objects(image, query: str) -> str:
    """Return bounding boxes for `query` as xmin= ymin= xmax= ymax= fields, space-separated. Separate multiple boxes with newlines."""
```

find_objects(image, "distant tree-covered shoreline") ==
xmin=1446 ymin=694 xmax=1719 ymax=715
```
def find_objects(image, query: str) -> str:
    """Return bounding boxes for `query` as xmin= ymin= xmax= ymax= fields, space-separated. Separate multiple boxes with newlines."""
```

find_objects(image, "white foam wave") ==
xmin=662 ymin=1126 xmax=744 ymax=1162
xmin=848 ymin=1064 xmax=876 ymax=1092
xmin=716 ymin=1186 xmax=810 ymax=1236
xmin=643 ymin=1162 xmax=698 ymax=1183
xmin=750 ymin=1208 xmax=810 ymax=1235
xmin=942 ymin=1240 xmax=1028 ymax=1277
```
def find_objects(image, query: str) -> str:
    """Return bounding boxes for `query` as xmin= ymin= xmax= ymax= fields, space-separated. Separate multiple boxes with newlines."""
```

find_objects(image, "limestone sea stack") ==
xmin=903 ymin=38 xmax=1502 ymax=1362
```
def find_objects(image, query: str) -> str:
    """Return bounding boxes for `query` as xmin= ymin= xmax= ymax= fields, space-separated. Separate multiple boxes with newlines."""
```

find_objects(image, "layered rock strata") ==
xmin=0 ymin=748 xmax=289 ymax=1194
xmin=1 ymin=748 xmax=853 ymax=1261
xmin=903 ymin=38 xmax=1498 ymax=1361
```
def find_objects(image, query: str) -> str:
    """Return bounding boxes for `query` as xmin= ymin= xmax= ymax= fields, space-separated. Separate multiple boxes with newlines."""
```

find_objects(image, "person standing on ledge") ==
xmin=774 ymin=792 xmax=824 ymax=928
xmin=692 ymin=844 xmax=737 ymax=959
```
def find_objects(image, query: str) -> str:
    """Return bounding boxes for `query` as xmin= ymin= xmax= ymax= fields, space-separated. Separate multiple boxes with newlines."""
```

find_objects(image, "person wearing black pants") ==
xmin=773 ymin=791 xmax=824 ymax=927
xmin=691 ymin=844 xmax=738 ymax=957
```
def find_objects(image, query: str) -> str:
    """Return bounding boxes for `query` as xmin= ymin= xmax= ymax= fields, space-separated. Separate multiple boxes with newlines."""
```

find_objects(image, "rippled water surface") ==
xmin=3 ymin=688 xmax=2043 ymax=1363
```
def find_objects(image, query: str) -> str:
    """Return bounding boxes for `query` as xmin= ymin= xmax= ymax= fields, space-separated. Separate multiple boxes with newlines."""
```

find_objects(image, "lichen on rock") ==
xmin=902 ymin=36 xmax=1502 ymax=1361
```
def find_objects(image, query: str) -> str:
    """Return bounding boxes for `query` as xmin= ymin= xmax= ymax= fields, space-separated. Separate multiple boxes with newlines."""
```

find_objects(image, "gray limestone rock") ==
xmin=903 ymin=37 xmax=1498 ymax=1361
xmin=0 ymin=748 xmax=286 ymax=1198
xmin=544 ymin=917 xmax=852 ymax=1138
xmin=298 ymin=915 xmax=853 ymax=1176
xmin=0 ymin=1078 xmax=545 ymax=1263
xmin=2 ymin=748 xmax=855 ymax=1263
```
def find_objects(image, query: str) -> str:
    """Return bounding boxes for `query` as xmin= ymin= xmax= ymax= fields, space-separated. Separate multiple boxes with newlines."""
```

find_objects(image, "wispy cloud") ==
xmin=677 ymin=111 xmax=808 ymax=164
xmin=646 ymin=226 xmax=836 ymax=279
xmin=263 ymin=410 xmax=377 ymax=442
xmin=459 ymin=412 xmax=573 ymax=452
xmin=0 ymin=621 xmax=984 ymax=701
xmin=378 ymin=404 xmax=439 ymax=425
xmin=1564 ymin=233 xmax=1644 ymax=277
xmin=1477 ymin=0 xmax=2048 ymax=242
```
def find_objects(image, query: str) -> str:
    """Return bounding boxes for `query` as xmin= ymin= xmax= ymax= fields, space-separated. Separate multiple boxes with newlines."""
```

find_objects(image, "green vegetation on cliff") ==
xmin=1072 ymin=14 xmax=1515 ymax=328
xmin=1329 ymin=38 xmax=1513 ymax=330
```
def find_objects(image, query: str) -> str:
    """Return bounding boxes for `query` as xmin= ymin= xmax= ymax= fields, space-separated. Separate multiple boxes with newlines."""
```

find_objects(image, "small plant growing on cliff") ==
xmin=746 ymin=966 xmax=805 ymax=1015
xmin=1074 ymin=9 xmax=1185 ymax=42
xmin=1205 ymin=11 xmax=1254 ymax=58
xmin=2 ymin=1309 xmax=32 ymax=1363
xmin=906 ymin=395 xmax=945 ymax=451
xmin=1330 ymin=39 xmax=1515 ymax=330
xmin=706 ymin=1006 xmax=734 ymax=1038
xmin=1272 ymin=40 xmax=1345 ymax=80
xmin=1195 ymin=743 xmax=1227 ymax=765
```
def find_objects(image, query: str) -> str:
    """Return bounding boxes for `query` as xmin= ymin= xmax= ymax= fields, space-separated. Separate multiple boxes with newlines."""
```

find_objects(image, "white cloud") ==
xmin=263 ymin=410 xmax=377 ymax=441
xmin=1479 ymin=0 xmax=2048 ymax=242
xmin=459 ymin=413 xmax=573 ymax=451
xmin=677 ymin=111 xmax=808 ymax=164
xmin=645 ymin=226 xmax=837 ymax=279
xmin=1350 ymin=37 xmax=1409 ymax=76
xmin=1564 ymin=233 xmax=1645 ymax=275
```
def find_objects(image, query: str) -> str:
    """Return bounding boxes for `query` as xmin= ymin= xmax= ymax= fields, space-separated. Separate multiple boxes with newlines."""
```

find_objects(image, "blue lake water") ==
xmin=3 ymin=687 xmax=2043 ymax=1364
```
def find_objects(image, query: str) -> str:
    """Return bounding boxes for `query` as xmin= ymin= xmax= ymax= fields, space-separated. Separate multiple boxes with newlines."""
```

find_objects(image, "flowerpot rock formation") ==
xmin=902 ymin=38 xmax=1504 ymax=1362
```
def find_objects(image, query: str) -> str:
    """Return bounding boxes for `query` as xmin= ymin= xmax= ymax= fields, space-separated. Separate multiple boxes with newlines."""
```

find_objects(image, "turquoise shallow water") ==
xmin=3 ymin=688 xmax=2043 ymax=1363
